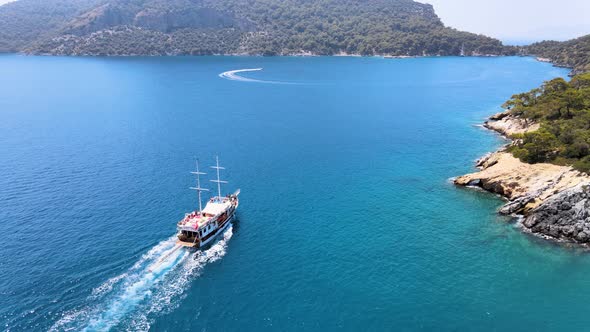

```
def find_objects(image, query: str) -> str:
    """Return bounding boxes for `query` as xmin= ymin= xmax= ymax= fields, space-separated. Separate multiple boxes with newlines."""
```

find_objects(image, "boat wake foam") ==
xmin=218 ymin=68 xmax=291 ymax=84
xmin=50 ymin=227 xmax=234 ymax=332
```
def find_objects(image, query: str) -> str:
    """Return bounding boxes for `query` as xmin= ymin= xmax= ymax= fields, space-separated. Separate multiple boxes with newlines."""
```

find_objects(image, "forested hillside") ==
xmin=525 ymin=35 xmax=590 ymax=74
xmin=503 ymin=73 xmax=590 ymax=172
xmin=502 ymin=35 xmax=590 ymax=171
xmin=0 ymin=0 xmax=102 ymax=52
xmin=0 ymin=0 xmax=511 ymax=56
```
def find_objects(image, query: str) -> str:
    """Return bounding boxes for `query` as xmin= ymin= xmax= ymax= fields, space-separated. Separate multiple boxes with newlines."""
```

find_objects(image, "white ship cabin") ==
xmin=177 ymin=196 xmax=235 ymax=243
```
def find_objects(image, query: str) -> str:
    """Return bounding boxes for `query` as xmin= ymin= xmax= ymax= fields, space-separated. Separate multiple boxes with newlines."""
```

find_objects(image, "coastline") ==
xmin=10 ymin=43 xmax=513 ymax=58
xmin=20 ymin=52 xmax=506 ymax=58
xmin=455 ymin=111 xmax=590 ymax=245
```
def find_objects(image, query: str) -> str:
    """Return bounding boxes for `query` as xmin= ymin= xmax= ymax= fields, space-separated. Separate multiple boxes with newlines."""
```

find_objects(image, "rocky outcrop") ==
xmin=456 ymin=112 xmax=590 ymax=244
xmin=65 ymin=4 xmax=250 ymax=35
xmin=455 ymin=152 xmax=588 ymax=215
xmin=133 ymin=8 xmax=251 ymax=32
xmin=64 ymin=4 xmax=135 ymax=35
xmin=484 ymin=111 xmax=539 ymax=137
xmin=521 ymin=183 xmax=590 ymax=243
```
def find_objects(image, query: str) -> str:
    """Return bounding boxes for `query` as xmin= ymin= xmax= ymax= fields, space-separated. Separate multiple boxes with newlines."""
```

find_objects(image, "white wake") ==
xmin=50 ymin=227 xmax=234 ymax=332
xmin=218 ymin=68 xmax=292 ymax=84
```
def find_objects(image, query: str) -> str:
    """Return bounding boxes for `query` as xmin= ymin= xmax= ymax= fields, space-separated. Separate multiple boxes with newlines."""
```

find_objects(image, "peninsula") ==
xmin=455 ymin=36 xmax=590 ymax=244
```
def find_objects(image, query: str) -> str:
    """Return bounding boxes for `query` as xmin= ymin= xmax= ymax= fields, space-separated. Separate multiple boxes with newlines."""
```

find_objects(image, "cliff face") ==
xmin=484 ymin=111 xmax=540 ymax=136
xmin=63 ymin=2 xmax=251 ymax=35
xmin=523 ymin=184 xmax=590 ymax=243
xmin=455 ymin=113 xmax=590 ymax=244
xmin=64 ymin=4 xmax=136 ymax=36
xmin=133 ymin=7 xmax=250 ymax=32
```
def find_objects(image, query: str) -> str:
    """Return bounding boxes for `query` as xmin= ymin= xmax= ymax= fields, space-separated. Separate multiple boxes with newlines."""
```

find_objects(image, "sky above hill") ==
xmin=422 ymin=0 xmax=590 ymax=43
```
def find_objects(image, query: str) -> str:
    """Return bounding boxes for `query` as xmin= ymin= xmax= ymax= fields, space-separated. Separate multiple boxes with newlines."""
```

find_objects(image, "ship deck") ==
xmin=176 ymin=240 xmax=198 ymax=248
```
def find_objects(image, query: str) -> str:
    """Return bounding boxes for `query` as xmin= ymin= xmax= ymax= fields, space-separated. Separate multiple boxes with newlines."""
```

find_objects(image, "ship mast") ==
xmin=210 ymin=155 xmax=228 ymax=201
xmin=190 ymin=159 xmax=209 ymax=212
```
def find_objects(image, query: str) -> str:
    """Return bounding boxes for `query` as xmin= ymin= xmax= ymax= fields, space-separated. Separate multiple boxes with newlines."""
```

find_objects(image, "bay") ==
xmin=0 ymin=55 xmax=583 ymax=331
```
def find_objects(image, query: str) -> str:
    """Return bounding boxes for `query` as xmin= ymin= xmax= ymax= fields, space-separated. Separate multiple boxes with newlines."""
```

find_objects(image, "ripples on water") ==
xmin=1 ymin=55 xmax=584 ymax=331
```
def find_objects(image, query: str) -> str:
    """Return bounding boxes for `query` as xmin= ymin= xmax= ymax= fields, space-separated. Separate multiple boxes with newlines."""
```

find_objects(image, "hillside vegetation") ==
xmin=0 ymin=0 xmax=511 ymax=56
xmin=525 ymin=35 xmax=590 ymax=75
xmin=503 ymin=73 xmax=590 ymax=172
xmin=0 ymin=0 xmax=102 ymax=51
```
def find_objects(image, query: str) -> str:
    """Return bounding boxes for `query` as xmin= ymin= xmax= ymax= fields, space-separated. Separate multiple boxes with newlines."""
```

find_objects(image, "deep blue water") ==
xmin=1 ymin=55 xmax=585 ymax=331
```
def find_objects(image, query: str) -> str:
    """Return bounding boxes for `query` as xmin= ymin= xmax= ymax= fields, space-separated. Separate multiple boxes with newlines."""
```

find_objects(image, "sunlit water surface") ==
xmin=1 ymin=55 xmax=585 ymax=331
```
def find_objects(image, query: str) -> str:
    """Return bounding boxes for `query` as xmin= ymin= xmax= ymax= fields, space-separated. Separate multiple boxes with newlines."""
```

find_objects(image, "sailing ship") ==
xmin=177 ymin=156 xmax=239 ymax=248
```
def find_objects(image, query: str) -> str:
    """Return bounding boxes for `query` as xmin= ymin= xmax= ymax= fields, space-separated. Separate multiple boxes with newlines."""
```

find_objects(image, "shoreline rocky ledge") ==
xmin=455 ymin=111 xmax=590 ymax=244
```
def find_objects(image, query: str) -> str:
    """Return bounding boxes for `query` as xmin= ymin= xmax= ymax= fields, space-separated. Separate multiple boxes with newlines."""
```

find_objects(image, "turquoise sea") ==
xmin=1 ymin=55 xmax=586 ymax=331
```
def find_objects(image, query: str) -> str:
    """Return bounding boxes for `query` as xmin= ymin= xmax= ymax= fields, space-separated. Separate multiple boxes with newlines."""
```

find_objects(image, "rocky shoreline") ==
xmin=455 ymin=111 xmax=590 ymax=245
